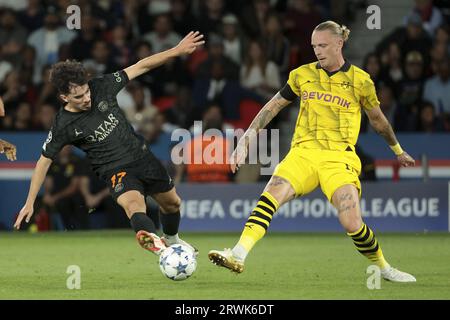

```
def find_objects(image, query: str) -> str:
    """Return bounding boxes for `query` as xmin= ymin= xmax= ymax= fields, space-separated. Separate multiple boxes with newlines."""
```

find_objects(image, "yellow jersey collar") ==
xmin=316 ymin=60 xmax=351 ymax=76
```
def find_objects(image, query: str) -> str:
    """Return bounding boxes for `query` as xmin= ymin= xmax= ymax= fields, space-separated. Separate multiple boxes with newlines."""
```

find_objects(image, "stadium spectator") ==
xmin=89 ymin=0 xmax=125 ymax=30
xmin=362 ymin=52 xmax=392 ymax=89
xmin=122 ymin=82 xmax=155 ymax=129
xmin=178 ymin=104 xmax=233 ymax=183
xmin=69 ymin=14 xmax=101 ymax=62
xmin=150 ymin=54 xmax=191 ymax=99
xmin=143 ymin=14 xmax=182 ymax=54
xmin=240 ymin=40 xmax=281 ymax=100
xmin=418 ymin=101 xmax=445 ymax=132
xmin=197 ymin=0 xmax=227 ymax=36
xmin=262 ymin=13 xmax=290 ymax=78
xmin=27 ymin=5 xmax=76 ymax=83
xmin=193 ymin=60 xmax=264 ymax=120
xmin=140 ymin=111 xmax=176 ymax=170
xmin=240 ymin=0 xmax=272 ymax=39
xmin=170 ymin=0 xmax=198 ymax=36
xmin=376 ymin=12 xmax=432 ymax=67
xmin=16 ymin=0 xmax=44 ymax=33
xmin=379 ymin=42 xmax=404 ymax=84
xmin=82 ymin=40 xmax=118 ymax=76
xmin=283 ymin=0 xmax=322 ymax=66
xmin=395 ymin=51 xmax=425 ymax=127
xmin=404 ymin=0 xmax=444 ymax=37
xmin=79 ymin=162 xmax=128 ymax=229
xmin=0 ymin=95 xmax=17 ymax=161
xmin=34 ymin=102 xmax=56 ymax=131
xmin=0 ymin=57 xmax=13 ymax=84
xmin=164 ymin=86 xmax=195 ymax=129
xmin=221 ymin=14 xmax=246 ymax=65
xmin=196 ymin=33 xmax=239 ymax=80
xmin=11 ymin=102 xmax=33 ymax=131
xmin=429 ymin=41 xmax=449 ymax=74
xmin=109 ymin=24 xmax=133 ymax=69
xmin=0 ymin=8 xmax=28 ymax=60
xmin=0 ymin=70 xmax=23 ymax=110
xmin=366 ymin=85 xmax=400 ymax=133
xmin=42 ymin=145 xmax=88 ymax=230
xmin=36 ymin=65 xmax=58 ymax=108
xmin=423 ymin=56 xmax=450 ymax=116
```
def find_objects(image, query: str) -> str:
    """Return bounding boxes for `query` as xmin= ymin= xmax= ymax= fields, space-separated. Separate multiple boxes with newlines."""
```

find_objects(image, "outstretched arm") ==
xmin=364 ymin=107 xmax=415 ymax=167
xmin=124 ymin=31 xmax=204 ymax=80
xmin=14 ymin=155 xmax=53 ymax=229
xmin=230 ymin=92 xmax=291 ymax=173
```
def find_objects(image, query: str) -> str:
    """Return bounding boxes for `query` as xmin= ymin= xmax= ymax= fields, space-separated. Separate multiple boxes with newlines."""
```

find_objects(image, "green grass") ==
xmin=0 ymin=231 xmax=449 ymax=299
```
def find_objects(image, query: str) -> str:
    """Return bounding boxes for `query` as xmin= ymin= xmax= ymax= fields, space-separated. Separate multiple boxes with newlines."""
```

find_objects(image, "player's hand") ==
xmin=14 ymin=203 xmax=34 ymax=230
xmin=0 ymin=139 xmax=16 ymax=161
xmin=398 ymin=151 xmax=415 ymax=167
xmin=230 ymin=142 xmax=249 ymax=174
xmin=175 ymin=31 xmax=205 ymax=55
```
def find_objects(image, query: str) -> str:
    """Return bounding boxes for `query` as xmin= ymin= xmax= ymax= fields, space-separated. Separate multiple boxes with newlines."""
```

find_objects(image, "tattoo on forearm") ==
xmin=248 ymin=93 xmax=288 ymax=133
xmin=375 ymin=120 xmax=398 ymax=146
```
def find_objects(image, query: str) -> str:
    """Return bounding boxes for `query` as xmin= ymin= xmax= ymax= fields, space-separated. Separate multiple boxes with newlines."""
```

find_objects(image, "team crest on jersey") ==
xmin=113 ymin=72 xmax=122 ymax=83
xmin=114 ymin=183 xmax=124 ymax=193
xmin=97 ymin=101 xmax=108 ymax=112
xmin=340 ymin=81 xmax=351 ymax=89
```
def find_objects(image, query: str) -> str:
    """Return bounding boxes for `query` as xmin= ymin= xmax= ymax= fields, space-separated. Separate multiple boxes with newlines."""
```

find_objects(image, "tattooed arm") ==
xmin=364 ymin=107 xmax=415 ymax=167
xmin=242 ymin=92 xmax=291 ymax=143
xmin=230 ymin=92 xmax=291 ymax=172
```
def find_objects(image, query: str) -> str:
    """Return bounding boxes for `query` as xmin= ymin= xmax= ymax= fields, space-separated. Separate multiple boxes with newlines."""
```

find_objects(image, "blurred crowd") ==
xmin=361 ymin=0 xmax=450 ymax=133
xmin=2 ymin=0 xmax=449 ymax=230
xmin=0 ymin=0 xmax=449 ymax=182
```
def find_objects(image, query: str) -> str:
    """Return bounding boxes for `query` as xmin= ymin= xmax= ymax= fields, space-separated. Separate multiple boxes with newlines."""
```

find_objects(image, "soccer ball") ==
xmin=159 ymin=244 xmax=197 ymax=281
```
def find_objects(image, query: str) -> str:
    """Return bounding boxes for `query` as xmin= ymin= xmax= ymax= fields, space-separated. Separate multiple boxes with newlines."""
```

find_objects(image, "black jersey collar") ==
xmin=316 ymin=59 xmax=351 ymax=77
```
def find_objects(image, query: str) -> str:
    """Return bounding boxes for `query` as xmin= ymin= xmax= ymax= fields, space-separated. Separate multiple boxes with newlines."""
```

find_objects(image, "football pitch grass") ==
xmin=0 ymin=231 xmax=449 ymax=300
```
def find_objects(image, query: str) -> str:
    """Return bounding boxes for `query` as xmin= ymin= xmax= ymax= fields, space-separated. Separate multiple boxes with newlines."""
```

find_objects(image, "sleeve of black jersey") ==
xmin=102 ymin=70 xmax=129 ymax=96
xmin=41 ymin=125 xmax=70 ymax=160
xmin=279 ymin=83 xmax=298 ymax=101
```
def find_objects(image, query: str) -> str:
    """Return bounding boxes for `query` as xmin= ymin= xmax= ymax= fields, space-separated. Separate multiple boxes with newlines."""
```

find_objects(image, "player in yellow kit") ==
xmin=208 ymin=21 xmax=416 ymax=282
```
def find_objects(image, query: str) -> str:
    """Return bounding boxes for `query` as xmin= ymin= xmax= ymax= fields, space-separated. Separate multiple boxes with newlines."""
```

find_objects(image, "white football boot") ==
xmin=381 ymin=265 xmax=417 ymax=282
xmin=162 ymin=234 xmax=199 ymax=257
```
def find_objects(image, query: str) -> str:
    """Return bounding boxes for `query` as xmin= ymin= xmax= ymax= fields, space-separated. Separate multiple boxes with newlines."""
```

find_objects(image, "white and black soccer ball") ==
xmin=159 ymin=244 xmax=197 ymax=281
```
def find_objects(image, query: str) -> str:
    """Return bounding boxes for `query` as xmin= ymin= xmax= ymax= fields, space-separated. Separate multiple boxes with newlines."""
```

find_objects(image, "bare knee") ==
xmin=264 ymin=176 xmax=295 ymax=205
xmin=336 ymin=198 xmax=362 ymax=232
xmin=124 ymin=200 xmax=146 ymax=217
xmin=160 ymin=195 xmax=181 ymax=214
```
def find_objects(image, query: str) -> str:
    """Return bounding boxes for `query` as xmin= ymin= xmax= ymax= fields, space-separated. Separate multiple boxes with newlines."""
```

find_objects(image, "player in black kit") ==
xmin=14 ymin=31 xmax=205 ymax=256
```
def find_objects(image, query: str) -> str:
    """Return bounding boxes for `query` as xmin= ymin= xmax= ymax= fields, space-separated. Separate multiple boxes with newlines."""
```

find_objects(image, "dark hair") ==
xmin=49 ymin=60 xmax=88 ymax=94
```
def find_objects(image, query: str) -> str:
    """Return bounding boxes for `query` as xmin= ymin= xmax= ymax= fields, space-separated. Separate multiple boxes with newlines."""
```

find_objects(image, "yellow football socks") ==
xmin=347 ymin=223 xmax=388 ymax=269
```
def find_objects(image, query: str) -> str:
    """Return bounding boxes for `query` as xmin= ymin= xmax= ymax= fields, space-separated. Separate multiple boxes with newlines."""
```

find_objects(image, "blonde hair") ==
xmin=314 ymin=21 xmax=350 ymax=42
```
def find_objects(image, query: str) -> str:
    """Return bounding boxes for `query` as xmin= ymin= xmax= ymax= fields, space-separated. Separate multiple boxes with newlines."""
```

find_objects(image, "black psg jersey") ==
xmin=42 ymin=70 xmax=149 ymax=178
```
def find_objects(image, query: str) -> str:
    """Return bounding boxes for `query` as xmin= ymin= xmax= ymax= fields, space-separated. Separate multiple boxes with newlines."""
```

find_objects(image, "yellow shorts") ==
xmin=273 ymin=146 xmax=362 ymax=202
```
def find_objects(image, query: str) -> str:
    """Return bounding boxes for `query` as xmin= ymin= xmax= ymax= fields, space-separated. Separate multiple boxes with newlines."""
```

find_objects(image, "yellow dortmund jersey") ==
xmin=282 ymin=60 xmax=379 ymax=151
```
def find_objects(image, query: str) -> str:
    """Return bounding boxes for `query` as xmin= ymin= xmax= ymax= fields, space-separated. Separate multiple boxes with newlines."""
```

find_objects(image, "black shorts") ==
xmin=102 ymin=153 xmax=174 ymax=202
